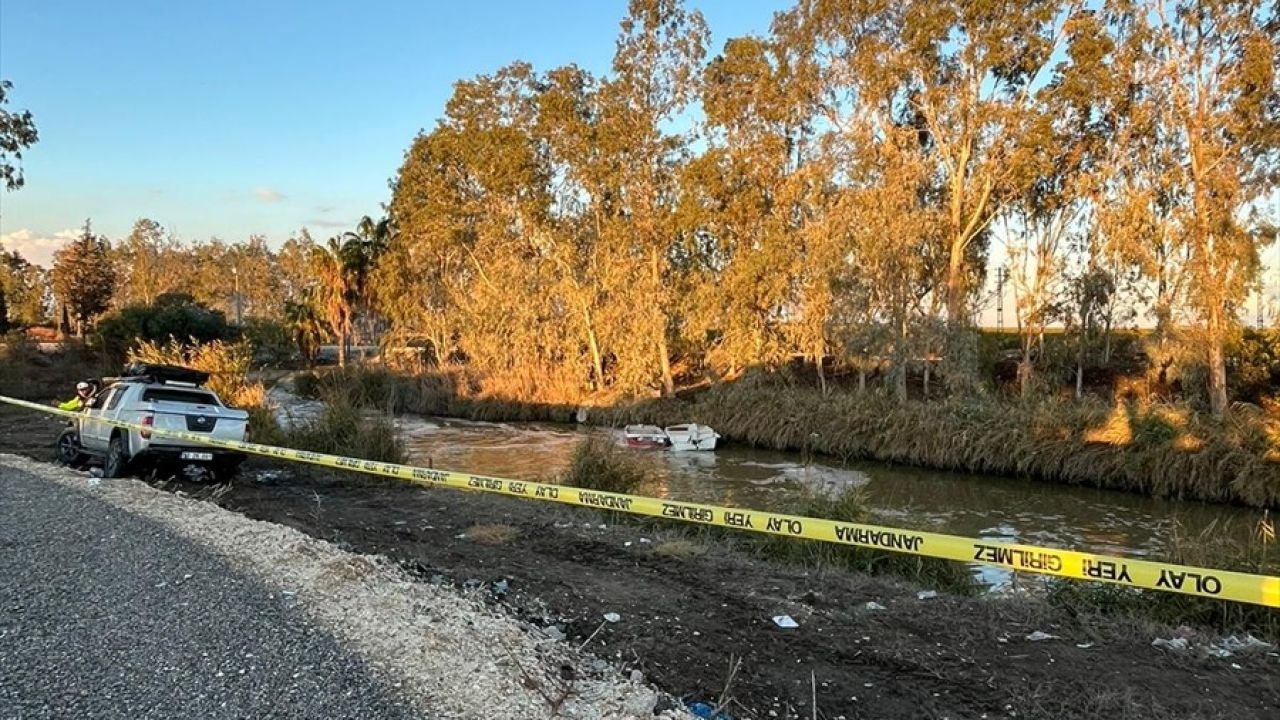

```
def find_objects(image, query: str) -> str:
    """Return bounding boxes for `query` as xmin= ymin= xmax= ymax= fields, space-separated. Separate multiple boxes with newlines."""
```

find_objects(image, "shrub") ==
xmin=128 ymin=338 xmax=266 ymax=409
xmin=562 ymin=434 xmax=650 ymax=494
xmin=96 ymin=294 xmax=234 ymax=362
xmin=282 ymin=385 xmax=403 ymax=464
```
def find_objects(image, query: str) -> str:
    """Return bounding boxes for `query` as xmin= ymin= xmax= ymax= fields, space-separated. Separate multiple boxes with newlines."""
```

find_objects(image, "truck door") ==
xmin=81 ymin=385 xmax=123 ymax=451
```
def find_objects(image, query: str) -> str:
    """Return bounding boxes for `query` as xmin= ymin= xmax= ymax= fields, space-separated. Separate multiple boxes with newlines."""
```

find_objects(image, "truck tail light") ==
xmin=141 ymin=415 xmax=154 ymax=439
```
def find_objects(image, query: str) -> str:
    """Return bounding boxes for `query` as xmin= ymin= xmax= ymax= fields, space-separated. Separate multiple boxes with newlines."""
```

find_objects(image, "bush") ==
xmin=562 ymin=434 xmax=650 ymax=494
xmin=96 ymin=294 xmax=234 ymax=362
xmin=282 ymin=386 xmax=403 ymax=463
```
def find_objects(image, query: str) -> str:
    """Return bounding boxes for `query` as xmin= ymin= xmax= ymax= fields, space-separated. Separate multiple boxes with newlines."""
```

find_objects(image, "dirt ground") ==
xmin=1 ymin=404 xmax=1277 ymax=719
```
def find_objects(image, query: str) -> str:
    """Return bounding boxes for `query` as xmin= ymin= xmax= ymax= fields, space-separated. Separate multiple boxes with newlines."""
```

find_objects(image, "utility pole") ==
xmin=995 ymin=267 xmax=1007 ymax=331
xmin=232 ymin=266 xmax=242 ymax=325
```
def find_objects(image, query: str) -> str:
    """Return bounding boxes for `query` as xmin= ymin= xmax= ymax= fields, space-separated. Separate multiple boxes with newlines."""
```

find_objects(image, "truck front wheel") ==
xmin=55 ymin=428 xmax=87 ymax=468
xmin=103 ymin=435 xmax=131 ymax=478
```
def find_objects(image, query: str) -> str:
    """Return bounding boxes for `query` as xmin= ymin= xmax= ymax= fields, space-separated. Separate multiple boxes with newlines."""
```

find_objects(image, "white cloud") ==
xmin=0 ymin=227 xmax=80 ymax=267
xmin=254 ymin=187 xmax=286 ymax=203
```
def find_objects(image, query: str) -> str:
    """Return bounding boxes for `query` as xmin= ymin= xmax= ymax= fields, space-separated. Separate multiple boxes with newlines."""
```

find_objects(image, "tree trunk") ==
xmin=1019 ymin=352 xmax=1032 ymax=398
xmin=651 ymin=249 xmax=675 ymax=398
xmin=945 ymin=251 xmax=966 ymax=327
xmin=893 ymin=316 xmax=908 ymax=403
xmin=581 ymin=300 xmax=605 ymax=391
xmin=814 ymin=338 xmax=827 ymax=396
xmin=1207 ymin=301 xmax=1229 ymax=417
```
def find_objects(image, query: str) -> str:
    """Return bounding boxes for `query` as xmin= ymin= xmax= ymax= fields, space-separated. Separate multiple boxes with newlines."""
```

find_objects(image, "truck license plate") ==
xmin=181 ymin=451 xmax=213 ymax=461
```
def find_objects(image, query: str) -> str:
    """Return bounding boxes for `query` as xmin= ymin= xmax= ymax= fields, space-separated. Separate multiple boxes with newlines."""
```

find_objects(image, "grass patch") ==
xmin=652 ymin=539 xmax=708 ymax=559
xmin=466 ymin=523 xmax=519 ymax=545
xmin=1046 ymin=513 xmax=1280 ymax=640
xmin=744 ymin=483 xmax=978 ymax=594
xmin=280 ymin=385 xmax=404 ymax=464
xmin=561 ymin=434 xmax=650 ymax=495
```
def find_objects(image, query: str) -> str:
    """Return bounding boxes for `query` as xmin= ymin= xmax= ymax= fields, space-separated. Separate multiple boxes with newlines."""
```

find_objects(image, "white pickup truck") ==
xmin=57 ymin=364 xmax=250 ymax=479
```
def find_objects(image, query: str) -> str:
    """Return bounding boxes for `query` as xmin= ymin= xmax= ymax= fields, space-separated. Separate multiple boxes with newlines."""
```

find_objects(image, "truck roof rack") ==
xmin=120 ymin=363 xmax=210 ymax=386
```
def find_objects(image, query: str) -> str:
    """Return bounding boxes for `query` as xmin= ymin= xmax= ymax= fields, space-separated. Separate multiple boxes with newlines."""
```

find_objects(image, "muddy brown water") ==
xmin=326 ymin=410 xmax=1264 ymax=589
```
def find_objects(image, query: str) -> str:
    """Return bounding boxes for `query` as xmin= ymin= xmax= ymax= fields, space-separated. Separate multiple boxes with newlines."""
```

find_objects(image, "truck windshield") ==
xmin=141 ymin=388 xmax=219 ymax=406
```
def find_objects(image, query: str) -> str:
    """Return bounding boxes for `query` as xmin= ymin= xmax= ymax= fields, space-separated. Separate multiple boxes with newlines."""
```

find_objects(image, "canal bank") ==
xmin=294 ymin=367 xmax=1280 ymax=508
xmin=115 ymin=458 xmax=1280 ymax=719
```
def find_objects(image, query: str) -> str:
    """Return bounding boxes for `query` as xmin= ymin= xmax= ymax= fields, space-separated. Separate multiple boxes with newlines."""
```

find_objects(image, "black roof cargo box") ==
xmin=121 ymin=363 xmax=210 ymax=386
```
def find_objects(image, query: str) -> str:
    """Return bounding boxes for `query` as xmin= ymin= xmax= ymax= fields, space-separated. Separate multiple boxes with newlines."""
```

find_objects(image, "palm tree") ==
xmin=309 ymin=238 xmax=355 ymax=367
xmin=283 ymin=293 xmax=325 ymax=367
xmin=340 ymin=215 xmax=394 ymax=346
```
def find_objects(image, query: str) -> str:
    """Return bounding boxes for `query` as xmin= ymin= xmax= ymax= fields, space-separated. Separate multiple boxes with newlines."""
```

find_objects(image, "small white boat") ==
xmin=623 ymin=424 xmax=670 ymax=449
xmin=663 ymin=423 xmax=720 ymax=452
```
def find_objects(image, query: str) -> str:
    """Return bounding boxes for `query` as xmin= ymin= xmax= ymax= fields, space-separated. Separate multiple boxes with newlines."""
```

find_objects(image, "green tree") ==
xmin=0 ymin=250 xmax=47 ymax=327
xmin=1109 ymin=0 xmax=1279 ymax=415
xmin=0 ymin=80 xmax=38 ymax=192
xmin=112 ymin=218 xmax=182 ymax=307
xmin=604 ymin=0 xmax=709 ymax=396
xmin=50 ymin=221 xmax=116 ymax=337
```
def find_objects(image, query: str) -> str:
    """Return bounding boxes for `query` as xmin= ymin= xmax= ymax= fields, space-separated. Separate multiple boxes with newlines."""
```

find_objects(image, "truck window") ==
xmin=141 ymin=388 xmax=219 ymax=406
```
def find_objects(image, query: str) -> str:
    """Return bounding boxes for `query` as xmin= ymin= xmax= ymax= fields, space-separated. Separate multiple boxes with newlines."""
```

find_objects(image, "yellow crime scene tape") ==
xmin=2 ymin=393 xmax=1277 ymax=608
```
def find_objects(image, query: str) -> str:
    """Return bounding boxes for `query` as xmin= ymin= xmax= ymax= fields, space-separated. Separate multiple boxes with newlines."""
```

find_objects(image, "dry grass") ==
xmin=129 ymin=339 xmax=268 ymax=409
xmin=466 ymin=523 xmax=518 ymax=545
xmin=652 ymin=539 xmax=708 ymax=559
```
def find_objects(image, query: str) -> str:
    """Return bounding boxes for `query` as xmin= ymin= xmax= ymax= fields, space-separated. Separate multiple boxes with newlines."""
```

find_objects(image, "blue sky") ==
xmin=0 ymin=0 xmax=783 ymax=264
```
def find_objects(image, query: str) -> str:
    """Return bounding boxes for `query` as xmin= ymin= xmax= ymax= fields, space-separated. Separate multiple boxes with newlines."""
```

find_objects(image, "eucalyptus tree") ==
xmin=1107 ymin=0 xmax=1279 ymax=415
xmin=780 ymin=0 xmax=1077 ymax=387
xmin=602 ymin=0 xmax=709 ymax=397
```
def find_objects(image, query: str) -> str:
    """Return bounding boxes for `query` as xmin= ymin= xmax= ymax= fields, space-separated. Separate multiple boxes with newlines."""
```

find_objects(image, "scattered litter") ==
xmin=1075 ymin=643 xmax=1094 ymax=649
xmin=916 ymin=590 xmax=938 ymax=601
xmin=771 ymin=615 xmax=799 ymax=629
xmin=603 ymin=612 xmax=621 ymax=624
xmin=1025 ymin=631 xmax=1058 ymax=642
xmin=1152 ymin=637 xmax=1189 ymax=653
xmin=686 ymin=701 xmax=734 ymax=719
xmin=862 ymin=601 xmax=886 ymax=611
xmin=1207 ymin=635 xmax=1274 ymax=658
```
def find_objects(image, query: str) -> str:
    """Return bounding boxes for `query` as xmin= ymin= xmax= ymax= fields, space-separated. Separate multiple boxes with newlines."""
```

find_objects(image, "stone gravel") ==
xmin=0 ymin=459 xmax=417 ymax=719
xmin=0 ymin=454 xmax=687 ymax=719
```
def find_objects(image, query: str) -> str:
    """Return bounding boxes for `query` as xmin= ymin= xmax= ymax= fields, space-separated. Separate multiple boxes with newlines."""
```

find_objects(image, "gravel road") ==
xmin=0 ymin=454 xmax=683 ymax=719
